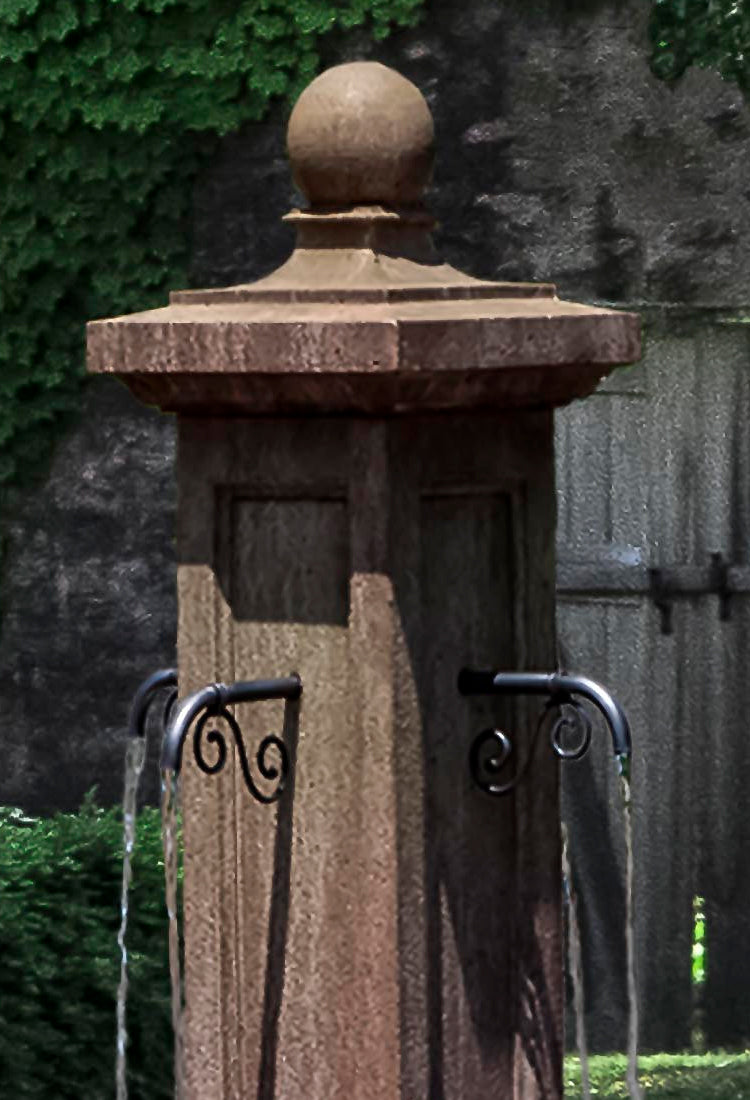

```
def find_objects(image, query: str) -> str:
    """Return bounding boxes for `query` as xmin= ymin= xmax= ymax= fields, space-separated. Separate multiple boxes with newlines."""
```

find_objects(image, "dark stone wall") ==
xmin=192 ymin=0 xmax=750 ymax=307
xmin=0 ymin=379 xmax=176 ymax=814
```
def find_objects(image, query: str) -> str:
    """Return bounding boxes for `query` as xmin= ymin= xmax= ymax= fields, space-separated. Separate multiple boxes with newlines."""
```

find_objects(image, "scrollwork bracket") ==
xmin=161 ymin=675 xmax=302 ymax=804
xmin=458 ymin=668 xmax=631 ymax=797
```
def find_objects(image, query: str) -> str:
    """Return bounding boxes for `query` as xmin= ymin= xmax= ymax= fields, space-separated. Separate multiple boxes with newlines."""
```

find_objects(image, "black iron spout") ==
xmin=160 ymin=675 xmax=302 ymax=804
xmin=457 ymin=669 xmax=631 ymax=757
xmin=128 ymin=668 xmax=178 ymax=739
xmin=458 ymin=667 xmax=632 ymax=797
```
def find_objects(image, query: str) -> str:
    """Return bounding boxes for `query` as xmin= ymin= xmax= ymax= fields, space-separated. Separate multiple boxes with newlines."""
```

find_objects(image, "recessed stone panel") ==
xmin=228 ymin=496 xmax=349 ymax=625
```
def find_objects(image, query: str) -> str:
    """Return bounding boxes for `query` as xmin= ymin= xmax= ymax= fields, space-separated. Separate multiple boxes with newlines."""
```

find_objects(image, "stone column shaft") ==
xmin=175 ymin=411 xmax=561 ymax=1098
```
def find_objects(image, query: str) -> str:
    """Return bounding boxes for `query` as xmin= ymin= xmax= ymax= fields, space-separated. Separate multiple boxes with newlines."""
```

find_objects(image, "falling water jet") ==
xmin=458 ymin=669 xmax=638 ymax=1097
xmin=117 ymin=669 xmax=178 ymax=1100
xmin=161 ymin=768 xmax=184 ymax=1100
xmin=617 ymin=754 xmax=642 ymax=1100
xmin=562 ymin=823 xmax=591 ymax=1100
xmin=116 ymin=736 xmax=147 ymax=1100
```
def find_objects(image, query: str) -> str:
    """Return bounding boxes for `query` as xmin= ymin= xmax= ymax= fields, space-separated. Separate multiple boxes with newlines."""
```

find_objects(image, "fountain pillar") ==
xmin=87 ymin=61 xmax=640 ymax=1100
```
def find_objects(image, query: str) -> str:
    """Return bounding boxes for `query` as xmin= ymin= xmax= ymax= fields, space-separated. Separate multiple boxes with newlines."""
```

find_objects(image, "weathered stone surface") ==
xmin=0 ymin=379 xmax=176 ymax=814
xmin=3 ymin=0 xmax=744 ymax=819
xmin=179 ymin=11 xmax=750 ymax=1055
xmin=287 ymin=62 xmax=435 ymax=205
xmin=177 ymin=412 xmax=561 ymax=1100
xmin=89 ymin=55 xmax=640 ymax=417
xmin=88 ymin=295 xmax=638 ymax=415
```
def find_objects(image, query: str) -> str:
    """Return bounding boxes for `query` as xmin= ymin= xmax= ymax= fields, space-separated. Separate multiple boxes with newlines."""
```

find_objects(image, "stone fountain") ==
xmin=88 ymin=60 xmax=640 ymax=1100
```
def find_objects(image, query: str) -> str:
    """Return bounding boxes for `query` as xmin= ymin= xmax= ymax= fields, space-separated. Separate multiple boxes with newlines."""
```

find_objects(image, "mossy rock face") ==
xmin=0 ymin=0 xmax=744 ymax=497
xmin=0 ymin=0 xmax=742 ymax=497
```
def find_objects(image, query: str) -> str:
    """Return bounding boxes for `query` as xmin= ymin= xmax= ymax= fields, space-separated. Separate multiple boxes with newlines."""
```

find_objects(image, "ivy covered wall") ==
xmin=0 ymin=0 xmax=746 ymax=493
xmin=0 ymin=0 xmax=423 ymax=491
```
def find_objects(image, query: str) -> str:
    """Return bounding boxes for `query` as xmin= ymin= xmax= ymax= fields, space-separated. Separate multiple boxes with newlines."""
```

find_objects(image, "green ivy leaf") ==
xmin=0 ymin=0 xmax=426 ymax=493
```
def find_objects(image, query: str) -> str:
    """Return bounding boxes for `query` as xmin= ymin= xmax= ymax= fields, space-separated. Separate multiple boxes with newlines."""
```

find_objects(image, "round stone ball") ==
xmin=287 ymin=61 xmax=435 ymax=207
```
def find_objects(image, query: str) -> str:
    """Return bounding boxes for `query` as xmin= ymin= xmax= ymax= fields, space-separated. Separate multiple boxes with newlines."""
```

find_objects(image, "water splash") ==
xmin=562 ymin=823 xmax=591 ymax=1100
xmin=116 ymin=736 xmax=147 ymax=1100
xmin=161 ymin=769 xmax=185 ymax=1100
xmin=618 ymin=760 xmax=643 ymax=1100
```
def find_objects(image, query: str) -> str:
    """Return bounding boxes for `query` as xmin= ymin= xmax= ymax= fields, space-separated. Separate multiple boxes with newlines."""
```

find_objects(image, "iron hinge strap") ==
xmin=650 ymin=551 xmax=732 ymax=634
xmin=557 ymin=552 xmax=748 ymax=635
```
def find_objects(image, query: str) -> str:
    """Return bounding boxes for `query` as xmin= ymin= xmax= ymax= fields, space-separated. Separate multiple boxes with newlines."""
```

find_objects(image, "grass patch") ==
xmin=565 ymin=1052 xmax=750 ymax=1097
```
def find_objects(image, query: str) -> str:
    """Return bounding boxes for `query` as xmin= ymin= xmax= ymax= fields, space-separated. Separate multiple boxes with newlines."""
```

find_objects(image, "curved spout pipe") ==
xmin=160 ymin=676 xmax=302 ymax=803
xmin=457 ymin=668 xmax=631 ymax=757
xmin=458 ymin=667 xmax=632 ymax=796
xmin=552 ymin=673 xmax=630 ymax=758
xmin=128 ymin=668 xmax=178 ymax=739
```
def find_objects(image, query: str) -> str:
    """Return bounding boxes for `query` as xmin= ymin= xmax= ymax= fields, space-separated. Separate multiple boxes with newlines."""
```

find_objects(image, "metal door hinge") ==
xmin=557 ymin=551 xmax=748 ymax=636
xmin=649 ymin=551 xmax=732 ymax=635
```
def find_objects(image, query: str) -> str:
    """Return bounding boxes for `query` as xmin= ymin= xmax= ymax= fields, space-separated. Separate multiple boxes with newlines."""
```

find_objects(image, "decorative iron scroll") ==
xmin=193 ymin=706 xmax=290 ymax=804
xmin=458 ymin=668 xmax=631 ymax=798
xmin=160 ymin=675 xmax=302 ymax=805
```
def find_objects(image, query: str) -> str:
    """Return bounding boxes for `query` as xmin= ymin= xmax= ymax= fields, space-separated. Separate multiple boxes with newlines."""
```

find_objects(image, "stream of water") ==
xmin=161 ymin=769 xmax=185 ymax=1100
xmin=565 ymin=757 xmax=642 ymax=1100
xmin=116 ymin=736 xmax=147 ymax=1100
xmin=618 ymin=763 xmax=643 ymax=1100
xmin=562 ymin=823 xmax=591 ymax=1100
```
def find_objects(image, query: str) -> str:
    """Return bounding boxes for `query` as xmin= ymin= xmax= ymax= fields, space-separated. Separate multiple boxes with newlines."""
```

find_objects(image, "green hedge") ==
xmin=0 ymin=798 xmax=177 ymax=1099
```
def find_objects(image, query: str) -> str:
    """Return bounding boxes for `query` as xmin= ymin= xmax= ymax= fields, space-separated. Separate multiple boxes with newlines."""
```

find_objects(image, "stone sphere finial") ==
xmin=287 ymin=61 xmax=435 ymax=208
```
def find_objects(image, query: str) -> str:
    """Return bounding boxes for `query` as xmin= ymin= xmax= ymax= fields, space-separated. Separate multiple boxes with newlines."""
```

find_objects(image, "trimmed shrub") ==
xmin=0 ymin=797 xmax=176 ymax=1098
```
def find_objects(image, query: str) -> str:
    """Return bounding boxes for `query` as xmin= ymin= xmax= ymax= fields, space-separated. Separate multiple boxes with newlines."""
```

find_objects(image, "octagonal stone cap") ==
xmin=287 ymin=61 xmax=434 ymax=207
xmin=86 ymin=59 xmax=642 ymax=414
xmin=87 ymin=295 xmax=641 ymax=416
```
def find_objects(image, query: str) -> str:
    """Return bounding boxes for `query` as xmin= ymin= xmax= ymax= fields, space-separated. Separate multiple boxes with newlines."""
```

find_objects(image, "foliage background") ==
xmin=0 ymin=800 xmax=175 ymax=1098
xmin=0 ymin=0 xmax=422 ymax=494
xmin=649 ymin=0 xmax=750 ymax=91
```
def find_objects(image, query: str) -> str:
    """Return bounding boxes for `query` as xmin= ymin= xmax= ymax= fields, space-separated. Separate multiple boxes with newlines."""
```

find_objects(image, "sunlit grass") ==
xmin=564 ymin=1051 xmax=750 ymax=1097
xmin=692 ymin=895 xmax=706 ymax=985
